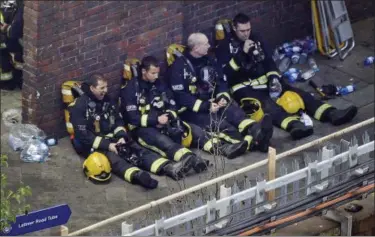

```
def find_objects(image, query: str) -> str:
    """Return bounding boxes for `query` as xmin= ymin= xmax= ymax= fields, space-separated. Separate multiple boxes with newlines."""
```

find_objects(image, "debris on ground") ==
xmin=8 ymin=124 xmax=46 ymax=151
xmin=2 ymin=108 xmax=22 ymax=128
xmin=364 ymin=56 xmax=374 ymax=66
xmin=344 ymin=203 xmax=363 ymax=213
xmin=20 ymin=137 xmax=50 ymax=163
xmin=273 ymin=36 xmax=317 ymax=73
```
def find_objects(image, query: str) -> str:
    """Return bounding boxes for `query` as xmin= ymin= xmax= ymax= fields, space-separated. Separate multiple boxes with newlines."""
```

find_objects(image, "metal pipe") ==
xmin=68 ymin=118 xmax=374 ymax=236
xmin=238 ymin=184 xmax=374 ymax=236
xmin=124 ymin=142 xmax=374 ymax=236
xmin=212 ymin=172 xmax=374 ymax=235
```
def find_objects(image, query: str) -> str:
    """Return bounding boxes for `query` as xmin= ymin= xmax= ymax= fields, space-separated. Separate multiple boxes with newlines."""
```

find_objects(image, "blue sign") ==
xmin=1 ymin=204 xmax=71 ymax=236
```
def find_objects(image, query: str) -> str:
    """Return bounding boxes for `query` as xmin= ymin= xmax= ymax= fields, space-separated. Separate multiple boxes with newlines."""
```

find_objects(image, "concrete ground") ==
xmin=1 ymin=18 xmax=374 ymax=236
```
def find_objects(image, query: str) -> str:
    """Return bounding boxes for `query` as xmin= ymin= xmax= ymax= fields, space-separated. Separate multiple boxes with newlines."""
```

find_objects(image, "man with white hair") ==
xmin=168 ymin=32 xmax=273 ymax=154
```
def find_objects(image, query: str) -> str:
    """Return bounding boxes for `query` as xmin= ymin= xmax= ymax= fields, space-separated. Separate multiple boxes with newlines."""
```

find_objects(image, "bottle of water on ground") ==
xmin=269 ymin=78 xmax=283 ymax=100
xmin=308 ymin=57 xmax=319 ymax=72
xmin=338 ymin=84 xmax=356 ymax=95
xmin=364 ymin=56 xmax=374 ymax=66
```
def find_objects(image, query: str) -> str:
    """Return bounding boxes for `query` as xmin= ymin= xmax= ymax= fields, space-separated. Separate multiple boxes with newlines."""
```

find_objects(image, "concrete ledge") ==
xmin=274 ymin=192 xmax=375 ymax=236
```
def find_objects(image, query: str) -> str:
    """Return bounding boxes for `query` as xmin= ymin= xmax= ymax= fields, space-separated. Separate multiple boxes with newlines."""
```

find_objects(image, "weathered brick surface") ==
xmin=21 ymin=0 xmax=374 ymax=138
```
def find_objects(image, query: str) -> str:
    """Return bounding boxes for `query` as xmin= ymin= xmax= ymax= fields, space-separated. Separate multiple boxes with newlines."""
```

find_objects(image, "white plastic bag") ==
xmin=20 ymin=138 xmax=49 ymax=163
xmin=8 ymin=124 xmax=46 ymax=151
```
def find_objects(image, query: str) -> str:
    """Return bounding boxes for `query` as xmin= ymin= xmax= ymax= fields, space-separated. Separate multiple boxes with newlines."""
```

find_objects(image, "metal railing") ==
xmin=66 ymin=118 xmax=374 ymax=236
xmin=122 ymin=130 xmax=374 ymax=236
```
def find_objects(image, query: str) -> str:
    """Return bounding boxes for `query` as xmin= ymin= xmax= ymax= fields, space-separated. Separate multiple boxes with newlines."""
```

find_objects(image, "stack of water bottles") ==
xmin=282 ymin=57 xmax=320 ymax=83
xmin=273 ymin=36 xmax=317 ymax=73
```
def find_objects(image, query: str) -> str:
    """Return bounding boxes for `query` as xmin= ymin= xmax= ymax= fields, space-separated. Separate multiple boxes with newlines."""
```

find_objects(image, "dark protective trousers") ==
xmin=179 ymin=102 xmax=255 ymax=146
xmin=231 ymin=79 xmax=334 ymax=131
xmin=134 ymin=127 xmax=194 ymax=162
xmin=72 ymin=138 xmax=168 ymax=181
xmin=0 ymin=48 xmax=23 ymax=89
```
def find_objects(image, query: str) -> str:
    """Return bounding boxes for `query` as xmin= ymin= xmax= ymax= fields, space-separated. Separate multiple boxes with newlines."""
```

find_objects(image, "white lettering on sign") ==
xmin=18 ymin=221 xmax=35 ymax=228
xmin=48 ymin=215 xmax=58 ymax=221
xmin=17 ymin=215 xmax=59 ymax=229
xmin=35 ymin=217 xmax=47 ymax=223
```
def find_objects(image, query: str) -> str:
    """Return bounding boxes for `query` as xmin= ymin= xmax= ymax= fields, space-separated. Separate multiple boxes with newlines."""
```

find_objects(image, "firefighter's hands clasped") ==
xmin=117 ymin=137 xmax=127 ymax=145
xmin=217 ymin=98 xmax=228 ymax=107
xmin=158 ymin=114 xmax=169 ymax=125
xmin=109 ymin=143 xmax=119 ymax=154
xmin=210 ymin=102 xmax=221 ymax=113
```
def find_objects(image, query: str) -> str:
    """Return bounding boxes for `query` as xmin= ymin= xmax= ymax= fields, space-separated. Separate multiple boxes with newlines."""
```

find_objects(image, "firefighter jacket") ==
xmin=215 ymin=31 xmax=280 ymax=89
xmin=69 ymin=83 xmax=128 ymax=151
xmin=120 ymin=73 xmax=179 ymax=130
xmin=169 ymin=51 xmax=231 ymax=114
xmin=0 ymin=6 xmax=23 ymax=52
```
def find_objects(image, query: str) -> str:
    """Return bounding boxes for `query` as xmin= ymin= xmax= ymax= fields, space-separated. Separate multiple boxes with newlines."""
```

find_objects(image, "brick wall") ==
xmin=21 ymin=0 xmax=374 ymax=138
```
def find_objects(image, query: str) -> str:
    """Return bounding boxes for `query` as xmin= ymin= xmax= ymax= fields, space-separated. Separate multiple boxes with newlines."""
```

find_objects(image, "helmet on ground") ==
xmin=83 ymin=152 xmax=112 ymax=182
xmin=276 ymin=90 xmax=305 ymax=114
xmin=240 ymin=98 xmax=264 ymax=122
xmin=181 ymin=121 xmax=193 ymax=148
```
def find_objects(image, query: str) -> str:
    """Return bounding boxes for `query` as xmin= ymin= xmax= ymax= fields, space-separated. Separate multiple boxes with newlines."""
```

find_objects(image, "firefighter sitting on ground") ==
xmin=68 ymin=73 xmax=189 ymax=189
xmin=0 ymin=0 xmax=23 ymax=90
xmin=215 ymin=13 xmax=358 ymax=140
xmin=167 ymin=33 xmax=273 ymax=156
xmin=120 ymin=55 xmax=217 ymax=179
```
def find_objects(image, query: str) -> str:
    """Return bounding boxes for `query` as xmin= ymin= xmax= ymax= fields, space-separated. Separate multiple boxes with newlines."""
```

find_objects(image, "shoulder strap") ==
xmin=174 ymin=50 xmax=197 ymax=77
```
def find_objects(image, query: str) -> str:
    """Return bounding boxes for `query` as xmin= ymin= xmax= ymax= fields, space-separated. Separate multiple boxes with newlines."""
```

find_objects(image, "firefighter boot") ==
xmin=288 ymin=121 xmax=314 ymax=140
xmin=326 ymin=106 xmax=357 ymax=126
xmin=189 ymin=153 xmax=210 ymax=173
xmin=247 ymin=114 xmax=274 ymax=152
xmin=219 ymin=140 xmax=248 ymax=159
xmin=132 ymin=171 xmax=158 ymax=189
xmin=161 ymin=155 xmax=194 ymax=180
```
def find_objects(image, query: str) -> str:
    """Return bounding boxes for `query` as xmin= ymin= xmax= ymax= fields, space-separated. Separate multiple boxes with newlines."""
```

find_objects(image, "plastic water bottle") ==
xmin=278 ymin=57 xmax=291 ymax=73
xmin=269 ymin=78 xmax=282 ymax=100
xmin=364 ymin=56 xmax=374 ymax=66
xmin=308 ymin=57 xmax=319 ymax=72
xmin=299 ymin=52 xmax=308 ymax=64
xmin=300 ymin=69 xmax=316 ymax=80
xmin=284 ymin=68 xmax=301 ymax=83
xmin=291 ymin=53 xmax=300 ymax=64
xmin=46 ymin=137 xmax=57 ymax=146
xmin=282 ymin=42 xmax=292 ymax=49
xmin=272 ymin=48 xmax=280 ymax=62
xmin=292 ymin=46 xmax=302 ymax=53
xmin=338 ymin=84 xmax=355 ymax=95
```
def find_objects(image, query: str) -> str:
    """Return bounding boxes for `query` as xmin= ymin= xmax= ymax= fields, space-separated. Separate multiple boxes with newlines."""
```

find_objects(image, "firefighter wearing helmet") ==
xmin=0 ymin=0 xmax=24 ymax=90
xmin=215 ymin=13 xmax=358 ymax=140
xmin=120 ymin=55 xmax=212 ymax=178
xmin=69 ymin=73 xmax=170 ymax=189
xmin=167 ymin=33 xmax=273 ymax=154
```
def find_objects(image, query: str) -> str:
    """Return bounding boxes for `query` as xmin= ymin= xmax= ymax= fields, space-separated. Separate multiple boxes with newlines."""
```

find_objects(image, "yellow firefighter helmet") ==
xmin=239 ymin=98 xmax=264 ymax=122
xmin=123 ymin=58 xmax=140 ymax=81
xmin=166 ymin=44 xmax=186 ymax=66
xmin=181 ymin=121 xmax=193 ymax=148
xmin=83 ymin=152 xmax=112 ymax=182
xmin=276 ymin=91 xmax=305 ymax=114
